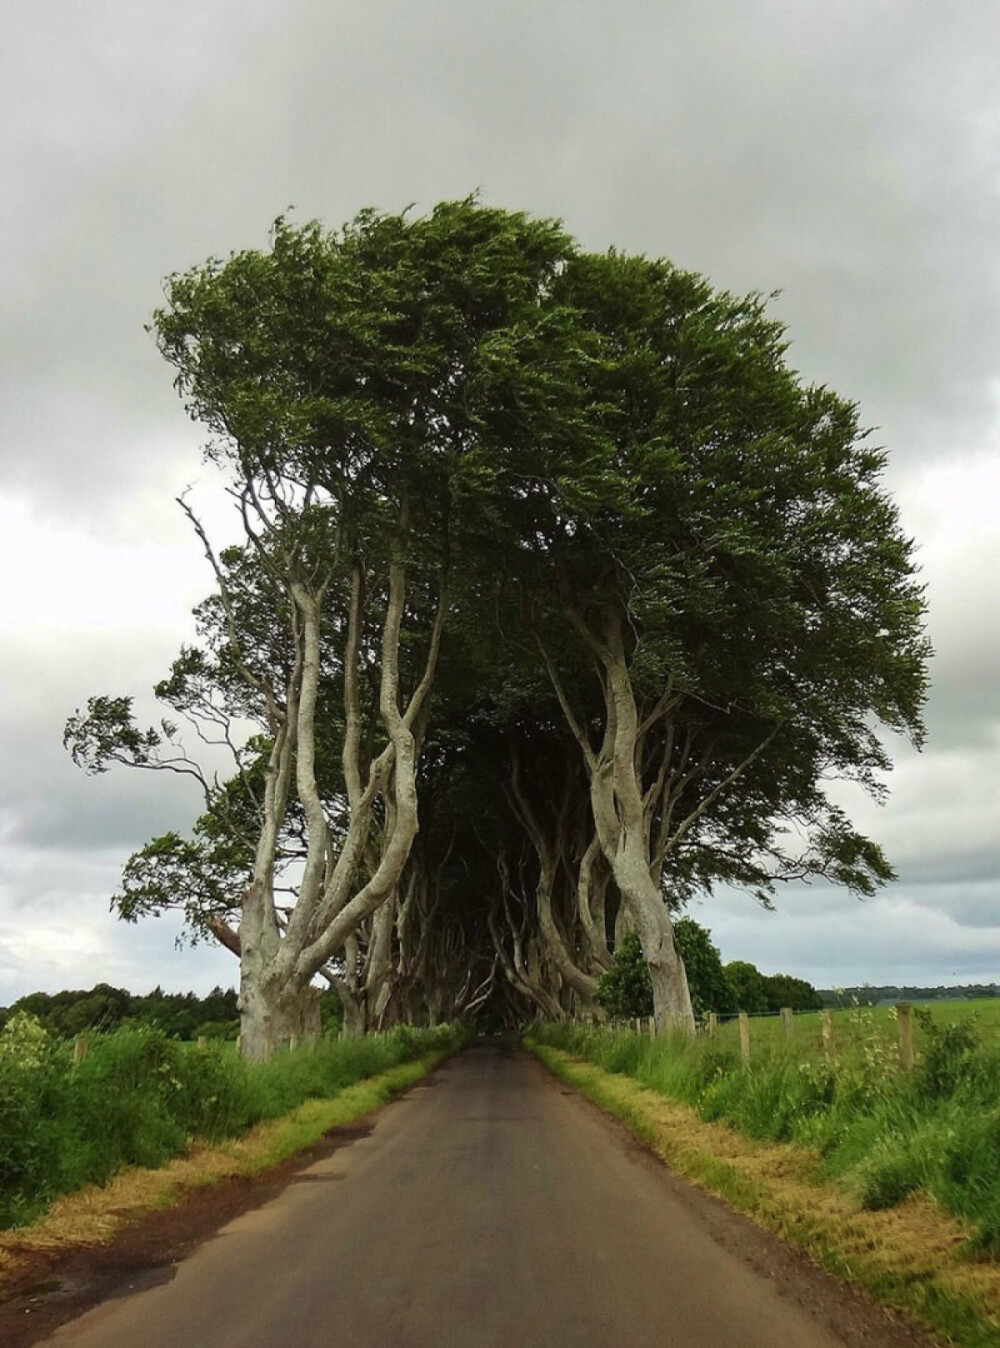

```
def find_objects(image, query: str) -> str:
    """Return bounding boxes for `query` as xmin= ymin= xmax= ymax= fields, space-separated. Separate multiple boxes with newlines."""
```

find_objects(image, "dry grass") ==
xmin=0 ymin=1054 xmax=440 ymax=1294
xmin=533 ymin=1045 xmax=1000 ymax=1348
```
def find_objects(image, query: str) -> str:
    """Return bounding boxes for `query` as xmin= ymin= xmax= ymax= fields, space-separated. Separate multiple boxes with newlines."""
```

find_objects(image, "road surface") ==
xmin=40 ymin=1041 xmax=871 ymax=1348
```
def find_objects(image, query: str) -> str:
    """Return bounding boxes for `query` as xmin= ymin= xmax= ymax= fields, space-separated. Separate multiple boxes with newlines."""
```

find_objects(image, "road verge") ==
xmin=528 ymin=1041 xmax=1000 ymax=1348
xmin=0 ymin=1049 xmax=449 ymax=1305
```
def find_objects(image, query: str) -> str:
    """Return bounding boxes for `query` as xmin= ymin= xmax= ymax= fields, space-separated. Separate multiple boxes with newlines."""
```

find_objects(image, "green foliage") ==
xmin=596 ymin=932 xmax=653 ymax=1020
xmin=1 ymin=985 xmax=240 ymax=1041
xmin=0 ymin=1019 xmax=459 ymax=1230
xmin=762 ymin=972 xmax=823 ymax=1012
xmin=672 ymin=918 xmax=735 ymax=1017
xmin=62 ymin=696 xmax=163 ymax=775
xmin=724 ymin=960 xmax=769 ymax=1012
xmin=914 ymin=1009 xmax=981 ymax=1100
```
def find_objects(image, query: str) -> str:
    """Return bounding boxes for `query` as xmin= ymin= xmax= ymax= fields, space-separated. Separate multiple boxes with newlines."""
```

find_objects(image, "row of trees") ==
xmin=65 ymin=200 xmax=928 ymax=1056
xmin=0 ymin=985 xmax=242 ymax=1040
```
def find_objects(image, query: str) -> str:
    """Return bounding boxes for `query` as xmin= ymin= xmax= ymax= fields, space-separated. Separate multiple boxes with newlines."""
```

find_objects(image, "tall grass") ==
xmin=531 ymin=1013 xmax=1000 ymax=1253
xmin=0 ymin=1013 xmax=458 ymax=1229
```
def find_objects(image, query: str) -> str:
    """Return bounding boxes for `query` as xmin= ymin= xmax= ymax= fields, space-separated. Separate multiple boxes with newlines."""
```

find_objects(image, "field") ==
xmin=532 ymin=998 xmax=1000 ymax=1254
xmin=709 ymin=997 xmax=1000 ymax=1060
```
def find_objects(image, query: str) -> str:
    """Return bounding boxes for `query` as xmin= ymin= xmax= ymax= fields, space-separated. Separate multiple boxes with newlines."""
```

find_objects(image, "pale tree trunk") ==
xmin=536 ymin=878 xmax=600 ymax=1002
xmin=236 ymin=641 xmax=302 ymax=1059
xmin=595 ymin=624 xmax=695 ymax=1033
xmin=340 ymin=993 xmax=366 ymax=1037
xmin=283 ymin=521 xmax=445 ymax=993
xmin=506 ymin=762 xmax=601 ymax=1009
xmin=246 ymin=504 xmax=443 ymax=1050
xmin=576 ymin=835 xmax=612 ymax=970
xmin=323 ymin=970 xmax=364 ymax=1038
xmin=367 ymin=884 xmax=398 ymax=1028
xmin=187 ymin=494 xmax=447 ymax=1056
xmin=238 ymin=980 xmax=321 ymax=1059
xmin=607 ymin=840 xmax=694 ymax=1031
xmin=487 ymin=889 xmax=564 ymax=1022
xmin=537 ymin=608 xmax=695 ymax=1034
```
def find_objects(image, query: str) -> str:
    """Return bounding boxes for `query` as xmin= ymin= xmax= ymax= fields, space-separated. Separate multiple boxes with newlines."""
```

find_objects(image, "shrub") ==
xmin=596 ymin=932 xmax=653 ymax=1020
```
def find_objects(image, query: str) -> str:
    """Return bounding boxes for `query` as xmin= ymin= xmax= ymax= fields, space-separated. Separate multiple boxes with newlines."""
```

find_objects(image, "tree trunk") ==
xmin=610 ymin=842 xmax=693 ymax=1032
xmin=340 ymin=994 xmax=366 ymax=1037
xmin=576 ymin=836 xmax=612 ymax=969
xmin=238 ymin=977 xmax=321 ymax=1060
xmin=536 ymin=876 xmax=600 ymax=1003
xmin=544 ymin=605 xmax=696 ymax=1034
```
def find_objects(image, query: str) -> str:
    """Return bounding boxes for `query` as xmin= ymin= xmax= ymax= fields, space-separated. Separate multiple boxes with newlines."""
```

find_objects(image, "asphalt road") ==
xmin=41 ymin=1041 xmax=855 ymax=1348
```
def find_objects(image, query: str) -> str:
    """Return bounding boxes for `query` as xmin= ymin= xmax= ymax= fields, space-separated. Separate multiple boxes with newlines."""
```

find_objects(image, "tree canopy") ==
xmin=65 ymin=199 xmax=929 ymax=1051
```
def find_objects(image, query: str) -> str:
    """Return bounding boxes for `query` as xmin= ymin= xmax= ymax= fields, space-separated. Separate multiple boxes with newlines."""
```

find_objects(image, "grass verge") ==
xmin=0 ymin=1019 xmax=461 ymax=1228
xmin=0 ymin=1049 xmax=447 ymax=1298
xmin=528 ymin=1042 xmax=1000 ymax=1348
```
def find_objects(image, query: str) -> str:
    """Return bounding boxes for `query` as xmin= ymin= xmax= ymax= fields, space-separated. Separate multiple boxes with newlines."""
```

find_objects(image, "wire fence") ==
xmin=599 ymin=998 xmax=1000 ymax=1067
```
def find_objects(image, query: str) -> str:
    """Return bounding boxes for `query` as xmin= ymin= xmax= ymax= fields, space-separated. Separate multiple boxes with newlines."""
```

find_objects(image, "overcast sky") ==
xmin=2 ymin=0 xmax=998 ymax=1002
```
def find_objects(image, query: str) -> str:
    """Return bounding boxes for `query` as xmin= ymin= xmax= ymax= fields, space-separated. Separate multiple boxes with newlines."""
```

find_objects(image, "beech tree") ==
xmin=474 ymin=248 xmax=929 ymax=1031
xmin=67 ymin=201 xmax=583 ymax=1057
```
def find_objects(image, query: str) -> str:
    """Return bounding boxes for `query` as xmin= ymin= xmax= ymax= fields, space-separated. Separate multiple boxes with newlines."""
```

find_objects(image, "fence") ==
xmin=605 ymin=998 xmax=1000 ymax=1070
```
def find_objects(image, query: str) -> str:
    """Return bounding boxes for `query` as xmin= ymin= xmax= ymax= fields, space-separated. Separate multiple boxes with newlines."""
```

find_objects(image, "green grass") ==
xmin=0 ymin=1017 xmax=462 ymax=1229
xmin=707 ymin=998 xmax=1000 ymax=1059
xmin=529 ymin=1000 xmax=1000 ymax=1254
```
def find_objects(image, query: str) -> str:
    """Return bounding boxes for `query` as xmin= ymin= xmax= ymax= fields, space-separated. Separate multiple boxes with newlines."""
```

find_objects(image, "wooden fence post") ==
xmin=73 ymin=1036 xmax=88 ymax=1067
xmin=634 ymin=1017 xmax=641 ymax=1035
xmin=738 ymin=1011 xmax=750 ymax=1063
xmin=707 ymin=1011 xmax=717 ymax=1039
xmin=647 ymin=1016 xmax=656 ymax=1036
xmin=780 ymin=1007 xmax=793 ymax=1039
xmin=896 ymin=1002 xmax=914 ymax=1071
xmin=821 ymin=1009 xmax=834 ymax=1064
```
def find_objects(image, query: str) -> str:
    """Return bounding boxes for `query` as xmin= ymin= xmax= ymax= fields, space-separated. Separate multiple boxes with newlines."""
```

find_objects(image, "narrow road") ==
xmin=43 ymin=1042 xmax=860 ymax=1348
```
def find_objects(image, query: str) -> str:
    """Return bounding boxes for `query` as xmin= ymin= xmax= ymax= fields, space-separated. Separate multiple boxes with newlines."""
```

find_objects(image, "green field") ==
xmin=707 ymin=998 xmax=1000 ymax=1061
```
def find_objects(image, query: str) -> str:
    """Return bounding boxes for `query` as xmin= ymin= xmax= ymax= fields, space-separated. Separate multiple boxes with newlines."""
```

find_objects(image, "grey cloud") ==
xmin=897 ymin=851 xmax=1000 ymax=891
xmin=902 ymin=882 xmax=1000 ymax=931
xmin=704 ymin=887 xmax=1000 ymax=987
xmin=0 ymin=849 xmax=236 ymax=1003
xmin=0 ymin=629 xmax=223 ymax=855
xmin=3 ymin=1 xmax=999 ymax=518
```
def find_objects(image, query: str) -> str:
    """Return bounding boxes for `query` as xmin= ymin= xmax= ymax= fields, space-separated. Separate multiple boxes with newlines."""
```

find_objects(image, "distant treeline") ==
xmin=0 ymin=984 xmax=247 ymax=1041
xmin=819 ymin=984 xmax=1000 ymax=1008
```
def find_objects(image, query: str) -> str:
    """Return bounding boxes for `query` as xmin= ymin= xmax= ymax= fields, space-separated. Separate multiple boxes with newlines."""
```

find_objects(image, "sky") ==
xmin=1 ymin=0 xmax=998 ymax=1002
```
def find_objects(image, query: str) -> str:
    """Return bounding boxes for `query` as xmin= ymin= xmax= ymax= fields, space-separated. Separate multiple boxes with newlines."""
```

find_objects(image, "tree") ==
xmin=724 ymin=960 xmax=769 ymax=1013
xmin=478 ymin=248 xmax=928 ymax=1032
xmin=66 ymin=200 xmax=929 ymax=1045
xmin=761 ymin=972 xmax=822 ymax=1012
xmin=672 ymin=919 xmax=736 ymax=1017
xmin=67 ymin=201 xmax=584 ymax=1057
xmin=596 ymin=931 xmax=653 ymax=1021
